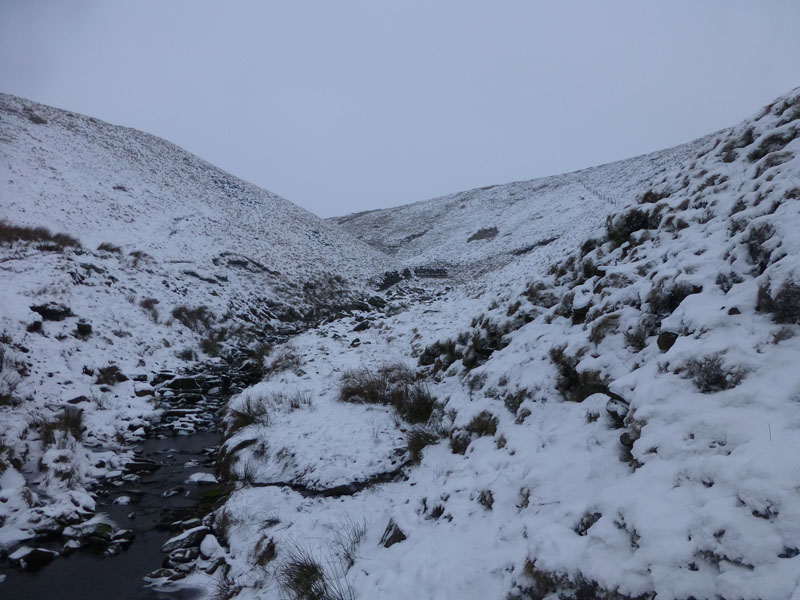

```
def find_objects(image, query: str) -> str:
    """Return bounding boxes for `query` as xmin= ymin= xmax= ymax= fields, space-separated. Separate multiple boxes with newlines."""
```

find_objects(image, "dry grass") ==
xmin=0 ymin=219 xmax=80 ymax=250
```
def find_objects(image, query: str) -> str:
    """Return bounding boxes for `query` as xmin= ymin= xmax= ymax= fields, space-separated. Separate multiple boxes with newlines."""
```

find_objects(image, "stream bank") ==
xmin=0 ymin=355 xmax=261 ymax=599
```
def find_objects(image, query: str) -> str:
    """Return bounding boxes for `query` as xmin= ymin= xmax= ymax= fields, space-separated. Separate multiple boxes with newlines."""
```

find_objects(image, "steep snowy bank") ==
xmin=200 ymin=87 xmax=800 ymax=599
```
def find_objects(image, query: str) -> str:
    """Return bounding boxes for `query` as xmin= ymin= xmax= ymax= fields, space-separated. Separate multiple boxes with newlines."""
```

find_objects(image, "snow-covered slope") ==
xmin=0 ymin=93 xmax=393 ymax=281
xmin=334 ymin=135 xmax=713 ymax=279
xmin=191 ymin=87 xmax=800 ymax=600
xmin=0 ymin=94 xmax=396 ymax=556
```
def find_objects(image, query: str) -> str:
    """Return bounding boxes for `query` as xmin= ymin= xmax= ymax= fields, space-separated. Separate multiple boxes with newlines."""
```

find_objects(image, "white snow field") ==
xmin=3 ymin=86 xmax=800 ymax=600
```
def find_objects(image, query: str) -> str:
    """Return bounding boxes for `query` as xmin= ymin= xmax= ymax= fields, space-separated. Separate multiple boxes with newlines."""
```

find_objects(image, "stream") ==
xmin=0 ymin=359 xmax=255 ymax=600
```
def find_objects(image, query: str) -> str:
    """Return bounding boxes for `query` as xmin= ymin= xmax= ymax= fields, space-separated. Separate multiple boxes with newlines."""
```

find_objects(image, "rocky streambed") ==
xmin=0 ymin=356 xmax=261 ymax=599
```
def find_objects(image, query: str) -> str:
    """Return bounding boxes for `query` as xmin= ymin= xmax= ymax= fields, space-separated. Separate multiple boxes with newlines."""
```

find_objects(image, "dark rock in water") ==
xmin=379 ymin=519 xmax=406 ymax=548
xmin=125 ymin=458 xmax=160 ymax=473
xmin=352 ymin=320 xmax=370 ymax=332
xmin=75 ymin=321 xmax=92 ymax=337
xmin=63 ymin=520 xmax=114 ymax=551
xmin=30 ymin=302 xmax=73 ymax=321
xmin=111 ymin=529 xmax=135 ymax=546
xmin=161 ymin=525 xmax=209 ymax=553
xmin=168 ymin=547 xmax=200 ymax=564
xmin=145 ymin=568 xmax=175 ymax=581
xmin=657 ymin=331 xmax=679 ymax=352
xmin=9 ymin=546 xmax=60 ymax=569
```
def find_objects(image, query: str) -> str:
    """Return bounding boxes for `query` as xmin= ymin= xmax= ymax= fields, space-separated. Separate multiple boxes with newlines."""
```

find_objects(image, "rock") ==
xmin=26 ymin=320 xmax=43 ymax=333
xmin=656 ymin=331 xmax=679 ymax=352
xmin=378 ymin=271 xmax=403 ymax=290
xmin=350 ymin=338 xmax=361 ymax=347
xmin=166 ymin=377 xmax=204 ymax=392
xmin=728 ymin=306 xmax=741 ymax=315
xmin=187 ymin=472 xmax=217 ymax=485
xmin=9 ymin=546 xmax=60 ymax=569
xmin=168 ymin=547 xmax=200 ymax=564
xmin=348 ymin=300 xmax=372 ymax=312
xmin=605 ymin=397 xmax=629 ymax=429
xmin=67 ymin=395 xmax=90 ymax=404
xmin=379 ymin=519 xmax=406 ymax=548
xmin=75 ymin=322 xmax=92 ymax=337
xmin=144 ymin=568 xmax=175 ymax=581
xmin=161 ymin=525 xmax=209 ymax=553
xmin=151 ymin=371 xmax=176 ymax=386
xmin=62 ymin=539 xmax=81 ymax=556
xmin=203 ymin=556 xmax=228 ymax=575
xmin=63 ymin=520 xmax=113 ymax=541
xmin=125 ymin=458 xmax=160 ymax=473
xmin=571 ymin=303 xmax=591 ymax=325
xmin=134 ymin=387 xmax=155 ymax=397
xmin=352 ymin=320 xmax=371 ymax=332
xmin=111 ymin=529 xmax=135 ymax=546
xmin=30 ymin=303 xmax=73 ymax=321
xmin=367 ymin=296 xmax=387 ymax=308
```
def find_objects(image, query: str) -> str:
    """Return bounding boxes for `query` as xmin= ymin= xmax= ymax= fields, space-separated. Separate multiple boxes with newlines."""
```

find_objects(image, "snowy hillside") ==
xmin=0 ymin=93 xmax=393 ymax=281
xmin=333 ymin=135 xmax=713 ymax=280
xmin=3 ymin=85 xmax=800 ymax=600
xmin=0 ymin=94 xmax=396 ymax=572
xmin=178 ymin=88 xmax=800 ymax=600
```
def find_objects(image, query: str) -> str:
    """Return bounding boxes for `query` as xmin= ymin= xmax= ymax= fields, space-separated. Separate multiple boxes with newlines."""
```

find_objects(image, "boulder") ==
xmin=30 ymin=303 xmax=73 ymax=321
xmin=657 ymin=331 xmax=679 ymax=352
xmin=9 ymin=546 xmax=60 ymax=569
xmin=161 ymin=526 xmax=209 ymax=553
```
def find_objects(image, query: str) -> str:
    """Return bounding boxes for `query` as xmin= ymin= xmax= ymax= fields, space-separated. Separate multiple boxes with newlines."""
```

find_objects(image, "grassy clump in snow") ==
xmin=225 ymin=397 xmax=270 ymax=437
xmin=604 ymin=205 xmax=663 ymax=248
xmin=0 ymin=345 xmax=23 ymax=406
xmin=682 ymin=353 xmax=747 ymax=394
xmin=96 ymin=241 xmax=122 ymax=254
xmin=171 ymin=304 xmax=216 ymax=332
xmin=467 ymin=226 xmax=499 ymax=242
xmin=210 ymin=575 xmax=241 ymax=600
xmin=95 ymin=364 xmax=127 ymax=385
xmin=0 ymin=219 xmax=81 ymax=250
xmin=339 ymin=363 xmax=437 ymax=424
xmin=139 ymin=297 xmax=160 ymax=323
xmin=450 ymin=410 xmax=498 ymax=455
xmin=264 ymin=345 xmax=303 ymax=376
xmin=277 ymin=544 xmax=355 ymax=600
xmin=407 ymin=427 xmax=442 ymax=463
xmin=758 ymin=279 xmax=800 ymax=324
xmin=39 ymin=408 xmax=84 ymax=447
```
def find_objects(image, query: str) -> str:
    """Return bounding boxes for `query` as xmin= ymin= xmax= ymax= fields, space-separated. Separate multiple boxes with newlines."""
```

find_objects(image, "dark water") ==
xmin=1 ymin=432 xmax=223 ymax=600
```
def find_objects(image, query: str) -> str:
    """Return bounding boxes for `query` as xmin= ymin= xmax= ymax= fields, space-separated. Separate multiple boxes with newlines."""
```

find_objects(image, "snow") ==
xmin=3 ymin=86 xmax=800 ymax=599
xmin=193 ymin=87 xmax=800 ymax=599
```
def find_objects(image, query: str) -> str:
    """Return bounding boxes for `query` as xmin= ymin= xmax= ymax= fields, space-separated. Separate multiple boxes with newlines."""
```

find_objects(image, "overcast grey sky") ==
xmin=2 ymin=1 xmax=799 ymax=217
